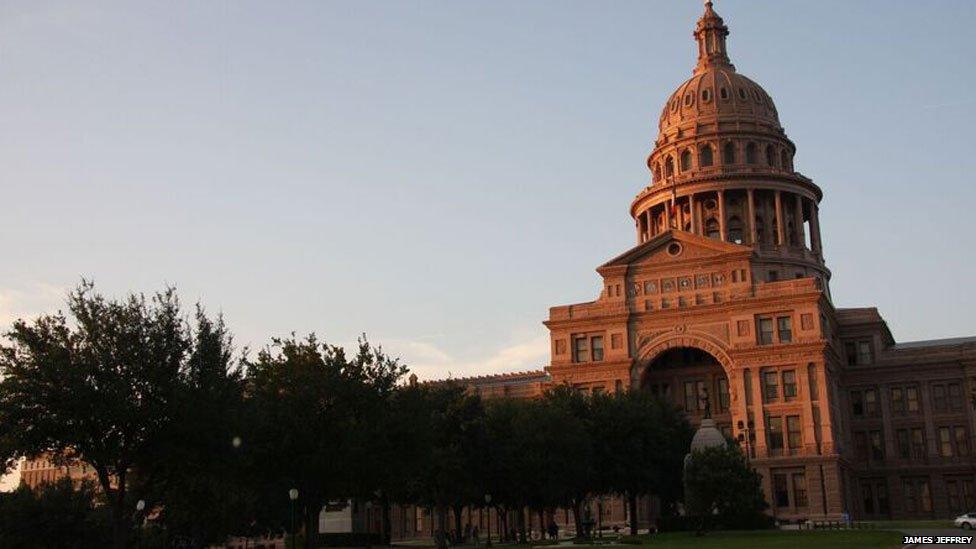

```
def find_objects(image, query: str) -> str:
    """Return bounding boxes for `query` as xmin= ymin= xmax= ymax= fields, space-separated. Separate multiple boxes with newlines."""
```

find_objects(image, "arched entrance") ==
xmin=640 ymin=347 xmax=732 ymax=438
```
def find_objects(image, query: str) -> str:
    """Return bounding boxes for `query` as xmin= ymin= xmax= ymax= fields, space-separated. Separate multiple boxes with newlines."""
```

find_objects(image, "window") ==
xmin=699 ymin=145 xmax=713 ymax=167
xmin=906 ymin=386 xmax=919 ymax=413
xmin=857 ymin=341 xmax=873 ymax=364
xmin=793 ymin=473 xmax=808 ymax=507
xmin=777 ymin=316 xmax=792 ymax=343
xmin=768 ymin=416 xmax=784 ymax=451
xmin=665 ymin=156 xmax=674 ymax=177
xmin=949 ymin=383 xmax=964 ymax=411
xmin=717 ymin=378 xmax=730 ymax=412
xmin=861 ymin=484 xmax=874 ymax=514
xmin=781 ymin=149 xmax=790 ymax=170
xmin=949 ymin=480 xmax=962 ymax=511
xmin=653 ymin=163 xmax=661 ymax=181
xmin=764 ymin=371 xmax=779 ymax=402
xmin=939 ymin=427 xmax=953 ymax=457
xmin=933 ymin=384 xmax=948 ymax=412
xmin=766 ymin=144 xmax=776 ymax=166
xmin=956 ymin=426 xmax=970 ymax=457
xmin=912 ymin=428 xmax=926 ymax=458
xmin=573 ymin=336 xmax=589 ymax=363
xmin=680 ymin=149 xmax=693 ymax=171
xmin=783 ymin=370 xmax=797 ymax=400
xmin=684 ymin=381 xmax=698 ymax=413
xmin=704 ymin=218 xmax=720 ymax=239
xmin=897 ymin=429 xmax=911 ymax=459
xmin=851 ymin=390 xmax=864 ymax=416
xmin=891 ymin=388 xmax=905 ymax=415
xmin=864 ymin=388 xmax=878 ymax=416
xmin=722 ymin=142 xmax=735 ymax=164
xmin=870 ymin=430 xmax=884 ymax=461
xmin=965 ymin=480 xmax=975 ymax=510
xmin=745 ymin=142 xmax=758 ymax=164
xmin=720 ymin=87 xmax=729 ymax=100
xmin=773 ymin=473 xmax=789 ymax=507
xmin=591 ymin=336 xmax=604 ymax=361
xmin=727 ymin=216 xmax=743 ymax=243
xmin=758 ymin=318 xmax=774 ymax=345
xmin=787 ymin=415 xmax=801 ymax=450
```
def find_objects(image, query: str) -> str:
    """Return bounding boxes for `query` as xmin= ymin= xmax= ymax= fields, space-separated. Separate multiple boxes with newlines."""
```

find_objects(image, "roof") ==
xmin=891 ymin=336 xmax=976 ymax=351
xmin=425 ymin=370 xmax=550 ymax=388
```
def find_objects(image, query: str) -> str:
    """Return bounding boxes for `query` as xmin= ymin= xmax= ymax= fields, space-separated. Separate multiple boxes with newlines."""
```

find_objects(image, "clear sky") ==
xmin=1 ymin=0 xmax=975 ymax=389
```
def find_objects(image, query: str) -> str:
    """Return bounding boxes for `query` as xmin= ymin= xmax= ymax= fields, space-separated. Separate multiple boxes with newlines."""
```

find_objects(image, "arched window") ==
xmin=704 ymin=218 xmax=720 ymax=240
xmin=728 ymin=216 xmax=744 ymax=244
xmin=755 ymin=215 xmax=766 ymax=244
xmin=787 ymin=221 xmax=797 ymax=246
xmin=766 ymin=145 xmax=776 ymax=166
xmin=745 ymin=142 xmax=758 ymax=164
xmin=699 ymin=145 xmax=714 ymax=167
xmin=723 ymin=142 xmax=736 ymax=164
xmin=654 ymin=163 xmax=661 ymax=181
xmin=680 ymin=149 xmax=693 ymax=171
xmin=781 ymin=150 xmax=791 ymax=170
xmin=665 ymin=156 xmax=675 ymax=178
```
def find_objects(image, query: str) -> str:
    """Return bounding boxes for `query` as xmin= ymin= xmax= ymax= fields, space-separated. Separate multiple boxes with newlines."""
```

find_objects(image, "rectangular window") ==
xmin=773 ymin=473 xmax=789 ymax=507
xmin=787 ymin=415 xmax=802 ymax=450
xmin=768 ymin=416 xmax=784 ymax=451
xmin=782 ymin=370 xmax=797 ymax=400
xmin=793 ymin=473 xmax=808 ymax=508
xmin=897 ymin=429 xmax=910 ymax=459
xmin=758 ymin=318 xmax=774 ymax=345
xmin=949 ymin=383 xmax=963 ymax=411
xmin=948 ymin=481 xmax=961 ymax=511
xmin=877 ymin=482 xmax=889 ymax=514
xmin=891 ymin=388 xmax=905 ymax=415
xmin=920 ymin=479 xmax=932 ymax=513
xmin=717 ymin=378 xmax=730 ymax=412
xmin=864 ymin=388 xmax=878 ymax=416
xmin=906 ymin=386 xmax=919 ymax=413
xmin=870 ymin=430 xmax=884 ymax=461
xmin=912 ymin=428 xmax=926 ymax=458
xmin=861 ymin=483 xmax=874 ymax=514
xmin=955 ymin=426 xmax=969 ymax=457
xmin=684 ymin=381 xmax=698 ymax=413
xmin=903 ymin=479 xmax=917 ymax=513
xmin=846 ymin=341 xmax=858 ymax=366
xmin=940 ymin=427 xmax=953 ymax=457
xmin=591 ymin=336 xmax=604 ymax=361
xmin=857 ymin=340 xmax=873 ymax=364
xmin=777 ymin=316 xmax=793 ymax=343
xmin=855 ymin=431 xmax=869 ymax=461
xmin=764 ymin=371 xmax=779 ymax=403
xmin=851 ymin=390 xmax=864 ymax=416
xmin=573 ymin=336 xmax=589 ymax=363
xmin=933 ymin=384 xmax=947 ymax=412
xmin=965 ymin=480 xmax=975 ymax=510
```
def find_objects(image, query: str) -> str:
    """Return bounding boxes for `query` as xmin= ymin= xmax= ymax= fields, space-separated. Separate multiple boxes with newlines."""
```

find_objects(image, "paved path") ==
xmin=901 ymin=528 xmax=976 ymax=548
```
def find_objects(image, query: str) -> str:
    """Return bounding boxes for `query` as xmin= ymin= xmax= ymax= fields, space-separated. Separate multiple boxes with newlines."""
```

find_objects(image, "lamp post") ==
xmin=484 ymin=494 xmax=492 ymax=547
xmin=134 ymin=500 xmax=145 ymax=545
xmin=289 ymin=488 xmax=299 ymax=548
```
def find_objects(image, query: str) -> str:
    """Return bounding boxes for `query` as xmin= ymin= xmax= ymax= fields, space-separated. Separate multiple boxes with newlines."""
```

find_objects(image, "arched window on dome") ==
xmin=745 ymin=142 xmax=758 ymax=164
xmin=755 ymin=215 xmax=766 ymax=244
xmin=665 ymin=156 xmax=675 ymax=178
xmin=680 ymin=149 xmax=693 ymax=172
xmin=787 ymin=220 xmax=797 ymax=246
xmin=728 ymin=216 xmax=744 ymax=244
xmin=766 ymin=145 xmax=776 ymax=167
xmin=723 ymin=142 xmax=736 ymax=165
xmin=699 ymin=145 xmax=714 ymax=167
xmin=704 ymin=218 xmax=721 ymax=240
xmin=781 ymin=150 xmax=791 ymax=171
xmin=654 ymin=162 xmax=661 ymax=182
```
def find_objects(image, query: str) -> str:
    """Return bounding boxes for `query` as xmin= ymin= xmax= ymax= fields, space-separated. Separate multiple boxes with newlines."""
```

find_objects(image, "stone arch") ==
xmin=632 ymin=330 xmax=735 ymax=383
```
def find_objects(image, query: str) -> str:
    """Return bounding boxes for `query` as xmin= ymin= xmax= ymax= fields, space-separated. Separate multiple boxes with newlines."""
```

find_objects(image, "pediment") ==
xmin=597 ymin=230 xmax=748 ymax=273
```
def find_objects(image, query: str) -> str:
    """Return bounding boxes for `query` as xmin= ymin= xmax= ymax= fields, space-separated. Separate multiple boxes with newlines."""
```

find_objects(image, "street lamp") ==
xmin=289 ymin=488 xmax=299 ymax=548
xmin=484 ymin=494 xmax=492 ymax=547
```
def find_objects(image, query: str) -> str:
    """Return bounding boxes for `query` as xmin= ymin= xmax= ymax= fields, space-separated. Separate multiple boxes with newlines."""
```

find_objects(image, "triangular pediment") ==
xmin=597 ymin=230 xmax=749 ymax=274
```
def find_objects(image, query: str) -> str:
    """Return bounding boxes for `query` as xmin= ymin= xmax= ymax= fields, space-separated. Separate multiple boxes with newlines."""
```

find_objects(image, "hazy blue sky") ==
xmin=2 ymin=0 xmax=975 ymax=382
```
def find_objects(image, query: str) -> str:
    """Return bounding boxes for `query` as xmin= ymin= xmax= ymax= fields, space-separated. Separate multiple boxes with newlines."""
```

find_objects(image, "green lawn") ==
xmin=614 ymin=530 xmax=903 ymax=548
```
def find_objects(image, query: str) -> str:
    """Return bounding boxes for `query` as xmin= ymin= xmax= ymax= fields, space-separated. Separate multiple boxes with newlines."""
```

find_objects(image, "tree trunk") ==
xmin=517 ymin=506 xmax=527 ymax=544
xmin=381 ymin=498 xmax=392 ymax=545
xmin=571 ymin=499 xmax=584 ymax=539
xmin=628 ymin=493 xmax=639 ymax=536
xmin=453 ymin=504 xmax=463 ymax=544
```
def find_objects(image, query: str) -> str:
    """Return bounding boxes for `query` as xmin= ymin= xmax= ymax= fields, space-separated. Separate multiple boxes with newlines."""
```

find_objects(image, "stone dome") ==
xmin=689 ymin=418 xmax=727 ymax=453
xmin=658 ymin=69 xmax=781 ymax=136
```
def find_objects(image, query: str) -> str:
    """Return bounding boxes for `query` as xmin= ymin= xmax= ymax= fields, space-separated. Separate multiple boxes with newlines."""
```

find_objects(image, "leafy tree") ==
xmin=590 ymin=390 xmax=692 ymax=534
xmin=683 ymin=444 xmax=769 ymax=532
xmin=0 ymin=282 xmax=192 ymax=549
xmin=0 ymin=478 xmax=110 ymax=548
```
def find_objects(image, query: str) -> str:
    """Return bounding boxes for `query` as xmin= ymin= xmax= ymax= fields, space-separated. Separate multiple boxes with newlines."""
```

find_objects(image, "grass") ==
xmin=606 ymin=530 xmax=903 ymax=548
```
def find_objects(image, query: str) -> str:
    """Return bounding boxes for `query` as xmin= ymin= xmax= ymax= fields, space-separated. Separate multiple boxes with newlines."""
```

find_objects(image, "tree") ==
xmin=590 ymin=390 xmax=692 ymax=534
xmin=0 ymin=282 xmax=193 ymax=549
xmin=244 ymin=334 xmax=405 ymax=549
xmin=683 ymin=444 xmax=769 ymax=532
xmin=0 ymin=477 xmax=110 ymax=548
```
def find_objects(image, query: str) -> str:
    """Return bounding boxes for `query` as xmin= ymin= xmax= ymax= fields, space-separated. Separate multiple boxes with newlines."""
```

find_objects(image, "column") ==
xmin=774 ymin=190 xmax=785 ymax=246
xmin=637 ymin=216 xmax=644 ymax=243
xmin=747 ymin=188 xmax=757 ymax=245
xmin=794 ymin=193 xmax=806 ymax=249
xmin=665 ymin=199 xmax=673 ymax=230
xmin=645 ymin=209 xmax=653 ymax=239
xmin=689 ymin=193 xmax=699 ymax=235
xmin=717 ymin=190 xmax=726 ymax=241
xmin=810 ymin=201 xmax=823 ymax=255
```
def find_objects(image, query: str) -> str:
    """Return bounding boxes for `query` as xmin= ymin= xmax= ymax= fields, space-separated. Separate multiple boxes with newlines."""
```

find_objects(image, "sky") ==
xmin=1 ymin=0 xmax=975 ymax=397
